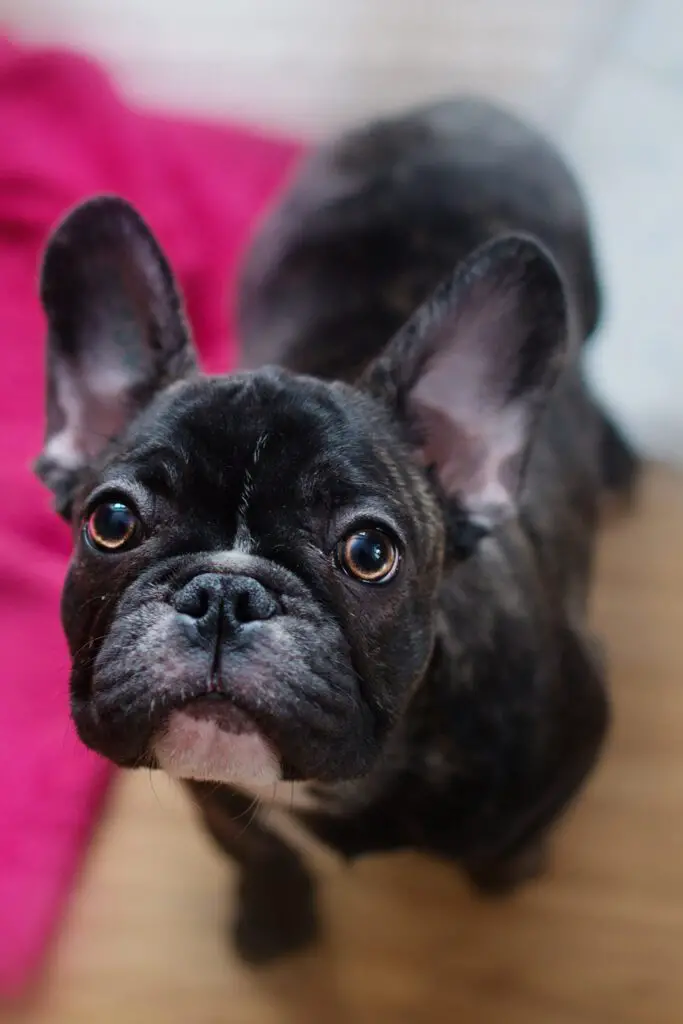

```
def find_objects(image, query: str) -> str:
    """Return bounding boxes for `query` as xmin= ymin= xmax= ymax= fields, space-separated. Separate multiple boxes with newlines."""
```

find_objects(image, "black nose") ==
xmin=173 ymin=573 xmax=277 ymax=636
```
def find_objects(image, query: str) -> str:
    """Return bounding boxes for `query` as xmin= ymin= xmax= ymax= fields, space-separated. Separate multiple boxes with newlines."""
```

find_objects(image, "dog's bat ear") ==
xmin=362 ymin=234 xmax=571 ymax=530
xmin=35 ymin=195 xmax=197 ymax=516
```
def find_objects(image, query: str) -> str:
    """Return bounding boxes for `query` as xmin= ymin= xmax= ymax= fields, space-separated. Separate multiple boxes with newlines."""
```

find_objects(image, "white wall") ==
xmin=0 ymin=0 xmax=617 ymax=134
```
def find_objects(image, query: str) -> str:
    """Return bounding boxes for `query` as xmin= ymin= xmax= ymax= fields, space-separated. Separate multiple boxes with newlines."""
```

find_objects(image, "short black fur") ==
xmin=36 ymin=97 xmax=637 ymax=964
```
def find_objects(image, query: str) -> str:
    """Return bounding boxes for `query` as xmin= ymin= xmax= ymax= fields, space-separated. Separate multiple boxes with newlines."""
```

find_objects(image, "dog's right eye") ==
xmin=84 ymin=501 xmax=141 ymax=553
xmin=336 ymin=527 xmax=400 ymax=584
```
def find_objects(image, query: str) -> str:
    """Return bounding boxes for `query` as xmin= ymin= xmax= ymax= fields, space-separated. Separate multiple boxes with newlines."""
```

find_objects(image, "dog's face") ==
xmin=35 ymin=197 xmax=568 ymax=787
xmin=56 ymin=370 xmax=446 ymax=784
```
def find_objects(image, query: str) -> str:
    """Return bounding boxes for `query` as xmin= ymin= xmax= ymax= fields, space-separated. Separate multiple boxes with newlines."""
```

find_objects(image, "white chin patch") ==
xmin=154 ymin=710 xmax=281 ymax=786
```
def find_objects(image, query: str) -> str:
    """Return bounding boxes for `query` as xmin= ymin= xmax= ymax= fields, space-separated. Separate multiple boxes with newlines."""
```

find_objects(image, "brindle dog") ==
xmin=36 ymin=98 xmax=637 ymax=964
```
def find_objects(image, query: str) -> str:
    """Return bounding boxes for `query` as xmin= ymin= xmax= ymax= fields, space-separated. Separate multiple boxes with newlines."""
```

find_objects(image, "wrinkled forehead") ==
xmin=111 ymin=371 xmax=397 ymax=510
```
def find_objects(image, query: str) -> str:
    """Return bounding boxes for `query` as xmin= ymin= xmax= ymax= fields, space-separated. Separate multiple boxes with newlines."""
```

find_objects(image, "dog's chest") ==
xmin=235 ymin=729 xmax=454 ymax=826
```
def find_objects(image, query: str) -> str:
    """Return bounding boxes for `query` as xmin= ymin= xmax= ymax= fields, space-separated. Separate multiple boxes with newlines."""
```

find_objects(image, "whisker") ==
xmin=236 ymin=794 xmax=263 ymax=839
xmin=258 ymin=782 xmax=278 ymax=834
xmin=232 ymin=793 xmax=261 ymax=824
xmin=69 ymin=632 xmax=111 ymax=662
xmin=147 ymin=768 xmax=164 ymax=809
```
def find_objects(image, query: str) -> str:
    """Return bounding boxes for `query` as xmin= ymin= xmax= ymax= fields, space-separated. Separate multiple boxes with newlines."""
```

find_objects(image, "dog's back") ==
xmin=238 ymin=97 xmax=601 ymax=378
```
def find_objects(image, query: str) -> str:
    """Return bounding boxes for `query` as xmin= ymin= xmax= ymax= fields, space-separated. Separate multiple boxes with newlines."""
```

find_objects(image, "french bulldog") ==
xmin=35 ymin=98 xmax=637 ymax=964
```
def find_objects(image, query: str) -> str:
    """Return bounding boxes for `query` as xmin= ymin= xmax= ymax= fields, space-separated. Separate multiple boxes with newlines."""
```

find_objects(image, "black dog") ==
xmin=35 ymin=98 xmax=637 ymax=964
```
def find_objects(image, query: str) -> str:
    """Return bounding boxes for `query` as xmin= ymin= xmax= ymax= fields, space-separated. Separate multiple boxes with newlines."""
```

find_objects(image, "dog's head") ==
xmin=35 ymin=196 xmax=568 ymax=786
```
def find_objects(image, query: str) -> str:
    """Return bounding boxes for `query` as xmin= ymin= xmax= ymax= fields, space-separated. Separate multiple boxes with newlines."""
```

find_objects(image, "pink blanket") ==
xmin=0 ymin=35 xmax=302 ymax=997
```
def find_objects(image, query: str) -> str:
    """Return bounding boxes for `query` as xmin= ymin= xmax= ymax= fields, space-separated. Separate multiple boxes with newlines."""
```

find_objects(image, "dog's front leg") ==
xmin=186 ymin=782 xmax=319 ymax=965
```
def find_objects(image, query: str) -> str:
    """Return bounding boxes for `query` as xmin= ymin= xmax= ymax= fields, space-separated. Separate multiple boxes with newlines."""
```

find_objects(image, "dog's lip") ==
xmin=153 ymin=691 xmax=282 ymax=785
xmin=181 ymin=693 xmax=260 ymax=735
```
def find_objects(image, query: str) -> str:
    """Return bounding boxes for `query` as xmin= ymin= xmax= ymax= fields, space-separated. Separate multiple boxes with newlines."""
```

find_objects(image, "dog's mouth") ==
xmin=153 ymin=694 xmax=282 ymax=786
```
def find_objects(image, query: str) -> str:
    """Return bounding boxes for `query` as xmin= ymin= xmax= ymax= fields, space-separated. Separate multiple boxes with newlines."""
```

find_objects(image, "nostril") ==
xmin=193 ymin=586 xmax=211 ymax=620
xmin=232 ymin=582 xmax=278 ymax=624
xmin=174 ymin=579 xmax=216 ymax=620
xmin=233 ymin=590 xmax=253 ymax=625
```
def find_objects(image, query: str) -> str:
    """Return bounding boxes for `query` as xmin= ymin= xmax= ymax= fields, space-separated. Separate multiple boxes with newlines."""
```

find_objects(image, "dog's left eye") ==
xmin=84 ymin=501 xmax=141 ymax=553
xmin=337 ymin=528 xmax=400 ymax=584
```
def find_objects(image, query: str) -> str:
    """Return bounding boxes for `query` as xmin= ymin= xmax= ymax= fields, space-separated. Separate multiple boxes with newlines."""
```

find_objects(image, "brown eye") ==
xmin=337 ymin=528 xmax=400 ymax=584
xmin=85 ymin=501 xmax=140 ymax=553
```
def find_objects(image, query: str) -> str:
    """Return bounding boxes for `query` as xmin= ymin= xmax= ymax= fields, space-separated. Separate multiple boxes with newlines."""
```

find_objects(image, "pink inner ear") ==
xmin=410 ymin=395 xmax=528 ymax=523
xmin=406 ymin=278 xmax=537 ymax=519
xmin=44 ymin=356 xmax=141 ymax=471
xmin=413 ymin=401 xmax=486 ymax=492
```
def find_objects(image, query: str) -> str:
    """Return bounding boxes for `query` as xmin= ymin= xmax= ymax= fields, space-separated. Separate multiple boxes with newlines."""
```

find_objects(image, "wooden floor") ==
xmin=7 ymin=465 xmax=683 ymax=1024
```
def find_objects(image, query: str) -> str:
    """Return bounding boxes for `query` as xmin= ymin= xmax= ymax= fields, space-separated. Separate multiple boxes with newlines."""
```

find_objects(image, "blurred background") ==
xmin=1 ymin=3 xmax=683 ymax=1023
xmin=2 ymin=0 xmax=682 ymax=461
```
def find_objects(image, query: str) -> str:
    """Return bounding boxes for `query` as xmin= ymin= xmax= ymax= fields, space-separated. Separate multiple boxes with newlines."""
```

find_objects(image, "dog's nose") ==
xmin=173 ymin=573 xmax=277 ymax=635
